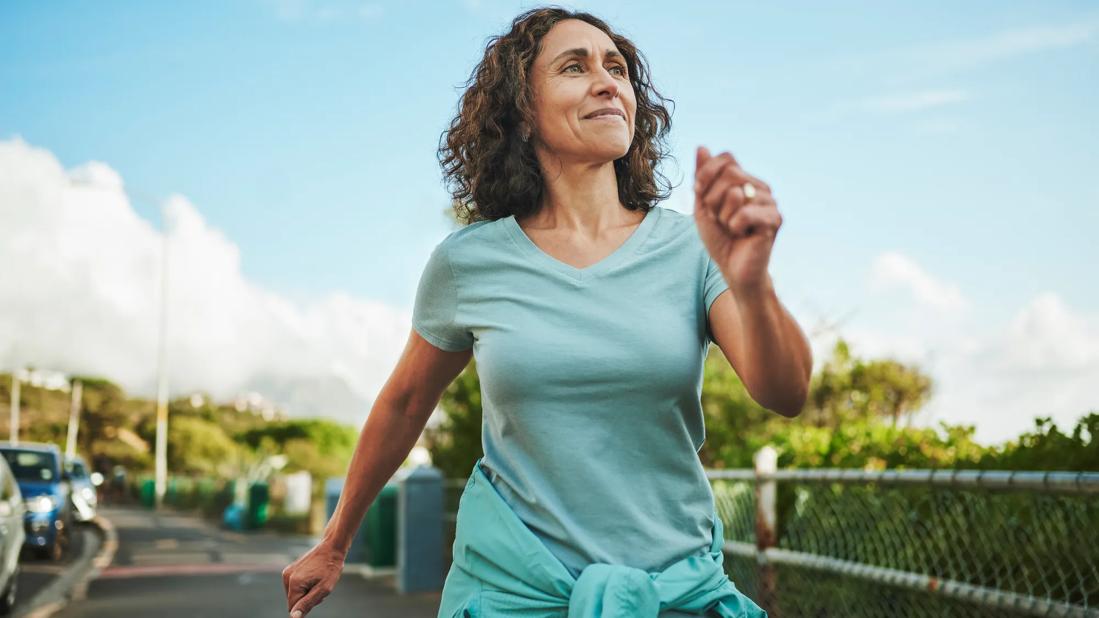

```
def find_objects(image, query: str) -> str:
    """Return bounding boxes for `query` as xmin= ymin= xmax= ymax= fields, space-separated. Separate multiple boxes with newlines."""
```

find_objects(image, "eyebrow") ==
xmin=549 ymin=47 xmax=624 ymax=66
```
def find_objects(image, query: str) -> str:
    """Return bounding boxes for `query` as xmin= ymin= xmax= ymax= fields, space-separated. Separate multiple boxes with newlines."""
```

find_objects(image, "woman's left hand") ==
xmin=693 ymin=145 xmax=783 ymax=296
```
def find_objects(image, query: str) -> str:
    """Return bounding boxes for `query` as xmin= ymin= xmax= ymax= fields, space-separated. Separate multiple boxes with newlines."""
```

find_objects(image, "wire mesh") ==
xmin=710 ymin=472 xmax=1099 ymax=617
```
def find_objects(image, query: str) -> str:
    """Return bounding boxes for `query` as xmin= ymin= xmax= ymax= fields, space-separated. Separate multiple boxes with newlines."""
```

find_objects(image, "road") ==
xmin=15 ymin=522 xmax=100 ymax=614
xmin=51 ymin=506 xmax=441 ymax=618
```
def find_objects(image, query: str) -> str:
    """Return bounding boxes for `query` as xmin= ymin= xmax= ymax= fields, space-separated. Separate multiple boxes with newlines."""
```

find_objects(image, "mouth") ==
xmin=584 ymin=114 xmax=625 ymax=122
xmin=583 ymin=109 xmax=626 ymax=120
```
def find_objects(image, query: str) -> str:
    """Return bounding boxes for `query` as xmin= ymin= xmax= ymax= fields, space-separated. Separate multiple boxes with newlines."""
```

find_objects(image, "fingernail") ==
xmin=291 ymin=611 xmax=302 ymax=618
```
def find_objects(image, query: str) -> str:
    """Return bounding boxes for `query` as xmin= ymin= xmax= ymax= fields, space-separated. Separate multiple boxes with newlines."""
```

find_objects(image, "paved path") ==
xmin=53 ymin=506 xmax=441 ymax=618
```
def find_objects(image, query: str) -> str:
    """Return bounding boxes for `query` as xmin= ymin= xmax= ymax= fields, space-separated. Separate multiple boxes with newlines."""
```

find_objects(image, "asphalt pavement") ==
xmin=50 ymin=506 xmax=441 ymax=618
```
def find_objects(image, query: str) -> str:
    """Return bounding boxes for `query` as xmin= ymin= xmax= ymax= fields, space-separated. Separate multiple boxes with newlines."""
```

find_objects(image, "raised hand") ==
xmin=693 ymin=145 xmax=783 ymax=295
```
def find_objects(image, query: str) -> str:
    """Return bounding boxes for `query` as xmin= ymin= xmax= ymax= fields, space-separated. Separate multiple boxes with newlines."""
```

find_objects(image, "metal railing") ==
xmin=711 ymin=446 xmax=1099 ymax=617
xmin=442 ymin=450 xmax=1099 ymax=617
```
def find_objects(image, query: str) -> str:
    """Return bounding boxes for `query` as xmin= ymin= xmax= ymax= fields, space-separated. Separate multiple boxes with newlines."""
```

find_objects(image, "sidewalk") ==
xmin=52 ymin=505 xmax=441 ymax=618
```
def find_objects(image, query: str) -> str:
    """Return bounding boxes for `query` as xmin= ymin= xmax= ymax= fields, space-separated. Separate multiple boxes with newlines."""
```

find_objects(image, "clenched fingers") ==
xmin=289 ymin=579 xmax=332 ymax=618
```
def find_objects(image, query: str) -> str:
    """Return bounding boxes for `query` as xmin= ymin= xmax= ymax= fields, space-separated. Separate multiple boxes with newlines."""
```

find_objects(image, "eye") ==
xmin=564 ymin=63 xmax=628 ymax=77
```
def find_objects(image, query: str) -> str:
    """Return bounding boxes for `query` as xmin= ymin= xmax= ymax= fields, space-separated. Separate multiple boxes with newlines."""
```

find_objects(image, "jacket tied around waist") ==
xmin=437 ymin=458 xmax=768 ymax=618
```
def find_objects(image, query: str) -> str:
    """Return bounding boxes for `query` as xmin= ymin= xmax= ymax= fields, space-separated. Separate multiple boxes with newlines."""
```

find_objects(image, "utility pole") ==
xmin=154 ymin=205 xmax=171 ymax=509
xmin=65 ymin=379 xmax=83 ymax=458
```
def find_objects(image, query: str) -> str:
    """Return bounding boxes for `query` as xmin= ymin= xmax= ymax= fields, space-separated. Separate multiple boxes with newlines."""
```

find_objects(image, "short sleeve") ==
xmin=703 ymin=254 xmax=729 ymax=345
xmin=411 ymin=240 xmax=474 ymax=352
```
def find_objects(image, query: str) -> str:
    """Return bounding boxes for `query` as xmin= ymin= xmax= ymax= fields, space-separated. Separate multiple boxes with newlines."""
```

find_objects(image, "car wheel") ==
xmin=0 ymin=566 xmax=16 ymax=615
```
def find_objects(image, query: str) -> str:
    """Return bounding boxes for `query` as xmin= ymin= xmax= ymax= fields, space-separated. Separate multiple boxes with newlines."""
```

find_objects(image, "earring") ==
xmin=519 ymin=123 xmax=531 ymax=142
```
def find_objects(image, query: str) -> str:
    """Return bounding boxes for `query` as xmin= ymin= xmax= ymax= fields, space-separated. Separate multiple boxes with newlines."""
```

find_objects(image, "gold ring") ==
xmin=742 ymin=182 xmax=756 ymax=202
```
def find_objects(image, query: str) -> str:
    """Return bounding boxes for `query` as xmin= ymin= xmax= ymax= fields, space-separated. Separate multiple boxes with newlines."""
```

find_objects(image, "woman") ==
xmin=282 ymin=6 xmax=812 ymax=618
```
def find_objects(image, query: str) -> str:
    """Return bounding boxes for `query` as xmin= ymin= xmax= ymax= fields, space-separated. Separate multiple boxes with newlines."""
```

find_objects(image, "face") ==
xmin=529 ymin=19 xmax=636 ymax=164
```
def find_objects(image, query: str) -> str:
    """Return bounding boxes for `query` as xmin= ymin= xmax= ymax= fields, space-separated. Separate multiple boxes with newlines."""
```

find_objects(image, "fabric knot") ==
xmin=568 ymin=563 xmax=661 ymax=618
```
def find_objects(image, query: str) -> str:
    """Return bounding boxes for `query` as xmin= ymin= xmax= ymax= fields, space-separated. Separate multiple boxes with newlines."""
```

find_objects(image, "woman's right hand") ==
xmin=282 ymin=538 xmax=347 ymax=617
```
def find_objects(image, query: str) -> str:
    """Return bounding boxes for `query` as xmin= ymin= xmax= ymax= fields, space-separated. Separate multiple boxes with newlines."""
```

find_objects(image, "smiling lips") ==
xmin=584 ymin=108 xmax=625 ymax=120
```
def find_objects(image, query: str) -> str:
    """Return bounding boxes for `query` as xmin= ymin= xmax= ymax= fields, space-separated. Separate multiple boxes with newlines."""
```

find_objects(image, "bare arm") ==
xmin=709 ymin=273 xmax=813 ymax=418
xmin=322 ymin=330 xmax=472 ymax=552
xmin=283 ymin=328 xmax=472 ymax=616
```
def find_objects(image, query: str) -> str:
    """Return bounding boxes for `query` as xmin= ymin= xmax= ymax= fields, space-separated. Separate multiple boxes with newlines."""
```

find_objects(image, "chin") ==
xmin=596 ymin=142 xmax=631 ymax=161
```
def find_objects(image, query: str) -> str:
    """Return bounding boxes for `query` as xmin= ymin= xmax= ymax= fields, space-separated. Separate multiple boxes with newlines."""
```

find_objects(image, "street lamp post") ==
xmin=65 ymin=379 xmax=83 ymax=459
xmin=64 ymin=175 xmax=173 ymax=504
xmin=154 ymin=204 xmax=171 ymax=510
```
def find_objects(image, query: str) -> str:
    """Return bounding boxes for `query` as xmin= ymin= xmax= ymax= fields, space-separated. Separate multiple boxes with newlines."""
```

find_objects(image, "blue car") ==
xmin=0 ymin=443 xmax=72 ymax=561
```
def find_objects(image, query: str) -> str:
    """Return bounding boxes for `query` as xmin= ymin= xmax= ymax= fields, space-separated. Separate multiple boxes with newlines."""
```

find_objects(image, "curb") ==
xmin=22 ymin=515 xmax=117 ymax=618
xmin=70 ymin=515 xmax=118 ymax=602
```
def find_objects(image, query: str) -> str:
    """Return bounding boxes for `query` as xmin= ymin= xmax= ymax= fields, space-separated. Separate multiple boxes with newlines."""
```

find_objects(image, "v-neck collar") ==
xmin=504 ymin=206 xmax=661 ymax=283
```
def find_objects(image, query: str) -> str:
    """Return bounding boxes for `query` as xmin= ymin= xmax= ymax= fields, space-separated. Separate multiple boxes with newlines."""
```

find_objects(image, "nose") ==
xmin=590 ymin=66 xmax=620 ymax=99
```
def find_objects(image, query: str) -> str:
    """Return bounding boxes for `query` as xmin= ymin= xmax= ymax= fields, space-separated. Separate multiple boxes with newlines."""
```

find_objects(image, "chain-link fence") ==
xmin=441 ymin=454 xmax=1099 ymax=617
xmin=712 ymin=447 xmax=1099 ymax=617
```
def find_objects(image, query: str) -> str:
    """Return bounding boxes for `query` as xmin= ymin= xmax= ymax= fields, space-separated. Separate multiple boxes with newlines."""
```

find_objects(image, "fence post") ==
xmin=753 ymin=445 xmax=779 ymax=614
xmin=396 ymin=465 xmax=444 ymax=594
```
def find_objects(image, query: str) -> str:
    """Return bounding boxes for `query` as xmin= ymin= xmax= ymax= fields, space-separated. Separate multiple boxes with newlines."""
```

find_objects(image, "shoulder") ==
xmin=653 ymin=204 xmax=693 ymax=229
xmin=432 ymin=217 xmax=511 ymax=278
xmin=438 ymin=217 xmax=502 ymax=252
xmin=644 ymin=205 xmax=704 ymax=254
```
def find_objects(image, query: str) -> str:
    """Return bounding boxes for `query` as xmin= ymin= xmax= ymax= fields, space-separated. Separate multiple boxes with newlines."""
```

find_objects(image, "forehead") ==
xmin=537 ymin=19 xmax=619 ymax=64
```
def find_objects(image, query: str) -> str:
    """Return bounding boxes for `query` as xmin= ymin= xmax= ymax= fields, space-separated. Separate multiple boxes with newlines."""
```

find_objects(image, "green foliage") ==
xmin=803 ymin=340 xmax=932 ymax=429
xmin=0 ymin=374 xmax=362 ymax=486
xmin=976 ymin=413 xmax=1098 ymax=471
xmin=166 ymin=416 xmax=242 ymax=476
xmin=698 ymin=339 xmax=1096 ymax=471
xmin=422 ymin=358 xmax=484 ymax=480
xmin=236 ymin=418 xmax=358 ymax=480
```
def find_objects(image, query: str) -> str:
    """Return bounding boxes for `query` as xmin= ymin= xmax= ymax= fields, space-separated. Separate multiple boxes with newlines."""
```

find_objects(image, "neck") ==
xmin=524 ymin=151 xmax=636 ymax=237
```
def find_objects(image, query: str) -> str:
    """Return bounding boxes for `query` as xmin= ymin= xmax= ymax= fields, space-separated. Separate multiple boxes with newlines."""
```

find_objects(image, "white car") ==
xmin=0 ymin=453 xmax=26 ymax=615
xmin=64 ymin=456 xmax=99 ymax=523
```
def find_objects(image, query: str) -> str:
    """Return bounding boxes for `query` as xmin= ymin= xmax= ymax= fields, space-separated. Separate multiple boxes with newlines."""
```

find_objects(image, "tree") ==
xmin=422 ymin=358 xmax=483 ymax=480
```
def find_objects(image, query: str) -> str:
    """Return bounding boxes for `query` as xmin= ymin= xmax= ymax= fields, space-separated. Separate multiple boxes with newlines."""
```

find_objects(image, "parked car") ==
xmin=0 ymin=443 xmax=72 ymax=561
xmin=64 ymin=455 xmax=98 ymax=522
xmin=0 ymin=453 xmax=25 ymax=615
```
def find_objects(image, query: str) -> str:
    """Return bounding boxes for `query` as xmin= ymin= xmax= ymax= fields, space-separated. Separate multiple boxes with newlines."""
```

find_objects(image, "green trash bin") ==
xmin=166 ymin=478 xmax=179 ymax=506
xmin=363 ymin=483 xmax=397 ymax=567
xmin=247 ymin=481 xmax=270 ymax=529
xmin=140 ymin=478 xmax=156 ymax=508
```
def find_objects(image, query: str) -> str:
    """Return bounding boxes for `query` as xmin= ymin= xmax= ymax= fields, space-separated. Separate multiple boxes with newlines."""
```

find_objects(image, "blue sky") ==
xmin=2 ymin=0 xmax=1097 ymax=443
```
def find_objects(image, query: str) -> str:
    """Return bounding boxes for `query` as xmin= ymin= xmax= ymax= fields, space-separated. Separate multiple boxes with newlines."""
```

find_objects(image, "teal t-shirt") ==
xmin=412 ymin=204 xmax=731 ymax=579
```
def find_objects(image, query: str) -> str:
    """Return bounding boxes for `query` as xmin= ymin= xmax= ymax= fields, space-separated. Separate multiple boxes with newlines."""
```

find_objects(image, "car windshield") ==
xmin=67 ymin=460 xmax=88 ymax=479
xmin=1 ymin=450 xmax=58 ymax=482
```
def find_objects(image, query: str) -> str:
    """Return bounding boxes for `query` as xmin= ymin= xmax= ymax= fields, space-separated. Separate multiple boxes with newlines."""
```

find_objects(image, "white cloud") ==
xmin=859 ymin=89 xmax=969 ymax=113
xmin=907 ymin=19 xmax=1099 ymax=73
xmin=828 ymin=251 xmax=1099 ymax=445
xmin=0 ymin=137 xmax=409 ymax=424
xmin=874 ymin=16 xmax=1099 ymax=85
xmin=868 ymin=251 xmax=970 ymax=314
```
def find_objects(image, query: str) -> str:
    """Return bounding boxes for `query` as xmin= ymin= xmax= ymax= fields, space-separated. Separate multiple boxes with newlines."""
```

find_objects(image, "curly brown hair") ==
xmin=437 ymin=5 xmax=676 ymax=226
